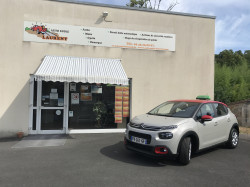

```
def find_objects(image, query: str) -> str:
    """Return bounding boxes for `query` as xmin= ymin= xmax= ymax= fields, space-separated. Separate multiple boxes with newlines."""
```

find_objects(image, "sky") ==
xmin=78 ymin=0 xmax=249 ymax=54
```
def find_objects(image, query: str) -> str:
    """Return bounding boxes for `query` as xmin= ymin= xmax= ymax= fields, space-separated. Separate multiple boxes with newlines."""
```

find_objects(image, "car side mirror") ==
xmin=201 ymin=115 xmax=213 ymax=122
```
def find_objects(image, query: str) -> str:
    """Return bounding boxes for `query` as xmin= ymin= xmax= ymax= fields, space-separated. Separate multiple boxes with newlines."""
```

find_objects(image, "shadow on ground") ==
xmin=100 ymin=141 xmax=183 ymax=167
xmin=0 ymin=137 xmax=19 ymax=143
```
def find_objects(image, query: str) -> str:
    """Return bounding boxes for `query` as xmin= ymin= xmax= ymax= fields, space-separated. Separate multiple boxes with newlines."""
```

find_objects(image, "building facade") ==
xmin=0 ymin=0 xmax=215 ymax=138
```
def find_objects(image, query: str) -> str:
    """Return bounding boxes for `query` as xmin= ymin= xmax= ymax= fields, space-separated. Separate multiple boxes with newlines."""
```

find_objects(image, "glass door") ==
xmin=37 ymin=81 xmax=67 ymax=134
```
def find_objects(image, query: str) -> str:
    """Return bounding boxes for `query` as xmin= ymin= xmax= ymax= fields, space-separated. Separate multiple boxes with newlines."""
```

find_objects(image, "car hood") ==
xmin=131 ymin=114 xmax=191 ymax=127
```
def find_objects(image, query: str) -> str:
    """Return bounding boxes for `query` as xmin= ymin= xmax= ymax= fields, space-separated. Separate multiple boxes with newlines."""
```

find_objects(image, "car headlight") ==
xmin=159 ymin=132 xmax=173 ymax=139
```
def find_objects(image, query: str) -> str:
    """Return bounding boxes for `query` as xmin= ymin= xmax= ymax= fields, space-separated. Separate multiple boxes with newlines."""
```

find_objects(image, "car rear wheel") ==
xmin=226 ymin=128 xmax=239 ymax=149
xmin=179 ymin=137 xmax=191 ymax=165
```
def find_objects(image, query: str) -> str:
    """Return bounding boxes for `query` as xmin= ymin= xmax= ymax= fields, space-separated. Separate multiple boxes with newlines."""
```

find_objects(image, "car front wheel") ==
xmin=179 ymin=137 xmax=191 ymax=165
xmin=226 ymin=128 xmax=239 ymax=148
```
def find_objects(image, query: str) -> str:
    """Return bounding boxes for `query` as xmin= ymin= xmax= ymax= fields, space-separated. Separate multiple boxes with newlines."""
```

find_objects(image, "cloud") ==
xmin=159 ymin=0 xmax=250 ymax=53
xmin=215 ymin=13 xmax=250 ymax=53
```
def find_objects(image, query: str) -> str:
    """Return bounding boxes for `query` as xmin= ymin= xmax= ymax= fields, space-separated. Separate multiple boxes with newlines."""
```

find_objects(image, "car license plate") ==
xmin=131 ymin=136 xmax=147 ymax=144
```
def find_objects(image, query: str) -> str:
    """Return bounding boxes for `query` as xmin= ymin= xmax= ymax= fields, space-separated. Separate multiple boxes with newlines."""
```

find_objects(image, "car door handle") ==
xmin=214 ymin=122 xmax=218 ymax=126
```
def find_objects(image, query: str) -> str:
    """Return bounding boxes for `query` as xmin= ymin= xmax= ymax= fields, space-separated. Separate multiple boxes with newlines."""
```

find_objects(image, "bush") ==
xmin=215 ymin=51 xmax=250 ymax=104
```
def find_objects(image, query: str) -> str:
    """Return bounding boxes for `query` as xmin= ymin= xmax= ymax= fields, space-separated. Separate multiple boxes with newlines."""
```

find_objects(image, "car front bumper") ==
xmin=124 ymin=137 xmax=178 ymax=158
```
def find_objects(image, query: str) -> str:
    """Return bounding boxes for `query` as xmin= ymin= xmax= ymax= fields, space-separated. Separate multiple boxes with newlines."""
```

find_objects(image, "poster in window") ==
xmin=91 ymin=85 xmax=102 ymax=93
xmin=58 ymin=98 xmax=64 ymax=106
xmin=123 ymin=87 xmax=130 ymax=117
xmin=70 ymin=83 xmax=76 ymax=91
xmin=51 ymin=88 xmax=57 ymax=93
xmin=81 ymin=85 xmax=91 ymax=93
xmin=50 ymin=92 xmax=58 ymax=100
xmin=71 ymin=93 xmax=79 ymax=104
xmin=115 ymin=112 xmax=122 ymax=123
xmin=81 ymin=93 xmax=92 ymax=101
xmin=115 ymin=86 xmax=123 ymax=123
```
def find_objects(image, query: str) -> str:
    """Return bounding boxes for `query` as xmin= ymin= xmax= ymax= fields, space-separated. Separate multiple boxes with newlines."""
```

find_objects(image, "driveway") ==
xmin=0 ymin=133 xmax=249 ymax=187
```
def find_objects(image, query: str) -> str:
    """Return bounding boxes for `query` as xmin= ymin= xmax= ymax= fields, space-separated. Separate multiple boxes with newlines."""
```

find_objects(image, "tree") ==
xmin=244 ymin=50 xmax=250 ymax=68
xmin=215 ymin=49 xmax=246 ymax=68
xmin=214 ymin=50 xmax=250 ymax=104
xmin=126 ymin=0 xmax=179 ymax=11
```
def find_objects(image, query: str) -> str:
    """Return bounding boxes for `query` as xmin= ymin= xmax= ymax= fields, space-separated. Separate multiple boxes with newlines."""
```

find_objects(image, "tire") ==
xmin=179 ymin=137 xmax=192 ymax=165
xmin=226 ymin=128 xmax=239 ymax=149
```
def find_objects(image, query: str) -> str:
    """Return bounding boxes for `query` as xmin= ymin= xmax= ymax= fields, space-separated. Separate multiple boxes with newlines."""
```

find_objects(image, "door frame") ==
xmin=29 ymin=78 xmax=69 ymax=134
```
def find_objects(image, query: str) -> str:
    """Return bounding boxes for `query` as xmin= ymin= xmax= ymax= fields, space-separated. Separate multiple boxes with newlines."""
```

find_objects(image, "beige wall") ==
xmin=0 ymin=0 xmax=215 ymax=137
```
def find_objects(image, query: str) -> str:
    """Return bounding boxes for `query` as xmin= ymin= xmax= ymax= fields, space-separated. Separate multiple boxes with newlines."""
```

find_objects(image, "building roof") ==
xmin=52 ymin=0 xmax=216 ymax=19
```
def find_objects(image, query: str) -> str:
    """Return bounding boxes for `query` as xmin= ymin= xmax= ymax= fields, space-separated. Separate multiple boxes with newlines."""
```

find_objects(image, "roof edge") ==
xmin=49 ymin=0 xmax=216 ymax=19
xmin=44 ymin=55 xmax=122 ymax=61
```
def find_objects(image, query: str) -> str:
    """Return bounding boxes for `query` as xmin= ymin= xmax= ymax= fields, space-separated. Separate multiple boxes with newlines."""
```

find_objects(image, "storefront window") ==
xmin=41 ymin=81 xmax=64 ymax=107
xmin=41 ymin=109 xmax=64 ymax=130
xmin=68 ymin=83 xmax=117 ymax=129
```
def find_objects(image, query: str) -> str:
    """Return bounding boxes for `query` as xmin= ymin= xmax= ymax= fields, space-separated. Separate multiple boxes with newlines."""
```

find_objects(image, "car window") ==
xmin=148 ymin=101 xmax=200 ymax=118
xmin=157 ymin=103 xmax=174 ymax=114
xmin=214 ymin=103 xmax=228 ymax=117
xmin=196 ymin=104 xmax=215 ymax=119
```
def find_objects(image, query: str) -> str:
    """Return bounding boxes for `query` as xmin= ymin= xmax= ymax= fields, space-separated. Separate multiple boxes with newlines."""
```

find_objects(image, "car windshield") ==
xmin=147 ymin=101 xmax=200 ymax=118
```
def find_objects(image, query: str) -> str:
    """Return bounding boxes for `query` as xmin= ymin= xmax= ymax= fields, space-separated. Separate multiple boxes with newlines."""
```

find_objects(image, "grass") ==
xmin=240 ymin=127 xmax=250 ymax=134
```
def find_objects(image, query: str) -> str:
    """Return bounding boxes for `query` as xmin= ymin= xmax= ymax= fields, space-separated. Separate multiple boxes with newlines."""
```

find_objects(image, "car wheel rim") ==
xmin=232 ymin=131 xmax=238 ymax=146
xmin=188 ymin=142 xmax=192 ymax=160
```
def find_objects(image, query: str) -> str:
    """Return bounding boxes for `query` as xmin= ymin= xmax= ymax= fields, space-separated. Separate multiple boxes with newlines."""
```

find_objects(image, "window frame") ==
xmin=194 ymin=103 xmax=216 ymax=120
xmin=212 ymin=103 xmax=229 ymax=118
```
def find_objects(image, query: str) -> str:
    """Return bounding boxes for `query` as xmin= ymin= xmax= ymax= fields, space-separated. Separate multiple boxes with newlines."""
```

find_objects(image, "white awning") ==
xmin=34 ymin=56 xmax=129 ymax=85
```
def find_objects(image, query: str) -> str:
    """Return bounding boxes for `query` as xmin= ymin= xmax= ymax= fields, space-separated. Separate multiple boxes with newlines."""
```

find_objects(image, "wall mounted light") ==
xmin=103 ymin=12 xmax=108 ymax=18
xmin=102 ymin=11 xmax=112 ymax=22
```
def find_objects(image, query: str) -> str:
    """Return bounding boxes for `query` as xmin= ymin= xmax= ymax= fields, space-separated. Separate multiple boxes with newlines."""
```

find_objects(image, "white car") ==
xmin=124 ymin=96 xmax=239 ymax=165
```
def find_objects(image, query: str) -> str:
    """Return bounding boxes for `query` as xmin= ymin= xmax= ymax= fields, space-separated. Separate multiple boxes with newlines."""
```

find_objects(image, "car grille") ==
xmin=129 ymin=122 xmax=162 ymax=131
xmin=128 ymin=131 xmax=151 ymax=144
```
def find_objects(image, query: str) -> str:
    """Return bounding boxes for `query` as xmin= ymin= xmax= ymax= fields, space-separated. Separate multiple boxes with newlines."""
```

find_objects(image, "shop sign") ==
xmin=24 ymin=21 xmax=175 ymax=51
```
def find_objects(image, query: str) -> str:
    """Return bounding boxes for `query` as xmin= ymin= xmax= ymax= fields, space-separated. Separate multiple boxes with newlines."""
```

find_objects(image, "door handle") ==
xmin=214 ymin=122 xmax=218 ymax=126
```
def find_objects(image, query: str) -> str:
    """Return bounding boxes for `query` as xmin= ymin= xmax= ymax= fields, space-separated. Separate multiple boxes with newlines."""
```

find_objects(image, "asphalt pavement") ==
xmin=0 ymin=133 xmax=249 ymax=187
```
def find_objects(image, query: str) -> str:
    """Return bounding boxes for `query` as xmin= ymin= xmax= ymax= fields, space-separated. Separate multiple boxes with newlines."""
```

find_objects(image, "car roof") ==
xmin=170 ymin=99 xmax=228 ymax=107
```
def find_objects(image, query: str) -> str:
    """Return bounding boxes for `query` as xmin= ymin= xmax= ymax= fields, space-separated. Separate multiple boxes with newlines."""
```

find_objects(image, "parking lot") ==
xmin=0 ymin=133 xmax=250 ymax=187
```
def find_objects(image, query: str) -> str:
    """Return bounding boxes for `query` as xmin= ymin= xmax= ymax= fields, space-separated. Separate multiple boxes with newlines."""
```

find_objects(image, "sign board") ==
xmin=71 ymin=93 xmax=79 ymax=104
xmin=91 ymin=85 xmax=102 ymax=94
xmin=58 ymin=98 xmax=64 ymax=106
xmin=69 ymin=111 xmax=73 ymax=117
xmin=24 ymin=21 xmax=175 ymax=51
xmin=81 ymin=93 xmax=92 ymax=101
xmin=70 ymin=83 xmax=76 ymax=91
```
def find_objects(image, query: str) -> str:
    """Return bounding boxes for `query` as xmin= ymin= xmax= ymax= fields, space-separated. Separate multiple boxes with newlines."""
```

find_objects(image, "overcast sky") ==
xmin=79 ymin=0 xmax=249 ymax=54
